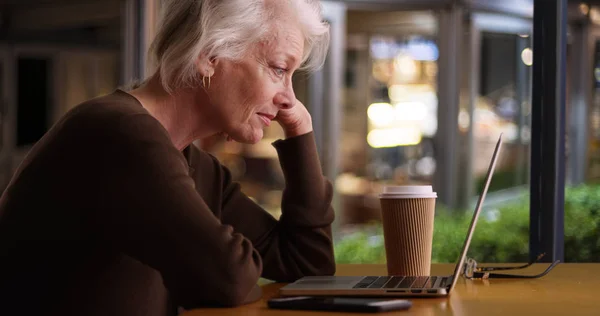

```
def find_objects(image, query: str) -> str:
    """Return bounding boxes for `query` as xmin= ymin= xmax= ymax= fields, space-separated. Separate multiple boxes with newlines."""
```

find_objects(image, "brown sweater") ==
xmin=0 ymin=90 xmax=335 ymax=315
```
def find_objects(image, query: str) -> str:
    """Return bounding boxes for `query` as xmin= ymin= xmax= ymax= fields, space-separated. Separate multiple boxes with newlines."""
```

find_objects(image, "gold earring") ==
xmin=202 ymin=74 xmax=212 ymax=89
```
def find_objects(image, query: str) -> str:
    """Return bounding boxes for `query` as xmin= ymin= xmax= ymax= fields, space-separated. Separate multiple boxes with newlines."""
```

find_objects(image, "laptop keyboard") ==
xmin=353 ymin=276 xmax=449 ymax=289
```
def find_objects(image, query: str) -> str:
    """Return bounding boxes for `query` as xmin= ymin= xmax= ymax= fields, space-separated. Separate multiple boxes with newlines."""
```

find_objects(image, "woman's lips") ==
xmin=257 ymin=113 xmax=274 ymax=127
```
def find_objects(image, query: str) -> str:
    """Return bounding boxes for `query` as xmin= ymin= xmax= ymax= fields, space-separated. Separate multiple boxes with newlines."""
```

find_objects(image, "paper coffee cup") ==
xmin=379 ymin=185 xmax=436 ymax=276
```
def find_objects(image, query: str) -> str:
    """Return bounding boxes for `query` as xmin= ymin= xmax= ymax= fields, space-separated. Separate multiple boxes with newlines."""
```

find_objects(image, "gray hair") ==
xmin=149 ymin=0 xmax=330 ymax=93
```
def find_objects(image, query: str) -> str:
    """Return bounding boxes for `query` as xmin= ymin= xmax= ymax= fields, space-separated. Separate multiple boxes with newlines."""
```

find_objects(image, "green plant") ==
xmin=334 ymin=184 xmax=600 ymax=264
xmin=474 ymin=168 xmax=527 ymax=193
xmin=334 ymin=225 xmax=386 ymax=264
xmin=564 ymin=185 xmax=600 ymax=262
xmin=430 ymin=207 xmax=471 ymax=263
xmin=466 ymin=201 xmax=529 ymax=262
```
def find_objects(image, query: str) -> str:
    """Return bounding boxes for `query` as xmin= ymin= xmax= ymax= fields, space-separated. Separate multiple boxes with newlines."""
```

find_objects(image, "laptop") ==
xmin=279 ymin=134 xmax=503 ymax=298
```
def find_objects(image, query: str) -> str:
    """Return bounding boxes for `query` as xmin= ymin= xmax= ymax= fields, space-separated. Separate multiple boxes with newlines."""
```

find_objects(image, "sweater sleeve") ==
xmin=218 ymin=132 xmax=336 ymax=282
xmin=89 ymin=114 xmax=263 ymax=309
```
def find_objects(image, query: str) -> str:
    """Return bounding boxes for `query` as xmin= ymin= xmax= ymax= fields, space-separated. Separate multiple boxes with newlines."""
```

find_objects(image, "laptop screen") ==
xmin=448 ymin=134 xmax=503 ymax=291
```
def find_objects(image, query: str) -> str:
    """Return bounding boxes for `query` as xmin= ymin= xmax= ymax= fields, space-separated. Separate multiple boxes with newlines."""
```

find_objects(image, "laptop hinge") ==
xmin=446 ymin=276 xmax=454 ymax=289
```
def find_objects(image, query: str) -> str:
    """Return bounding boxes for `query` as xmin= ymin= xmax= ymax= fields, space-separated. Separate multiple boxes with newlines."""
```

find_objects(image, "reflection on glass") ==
xmin=587 ymin=41 xmax=600 ymax=180
xmin=565 ymin=40 xmax=600 ymax=263
xmin=334 ymin=13 xmax=536 ymax=265
xmin=336 ymin=30 xmax=440 ymax=251
xmin=473 ymin=32 xmax=531 ymax=193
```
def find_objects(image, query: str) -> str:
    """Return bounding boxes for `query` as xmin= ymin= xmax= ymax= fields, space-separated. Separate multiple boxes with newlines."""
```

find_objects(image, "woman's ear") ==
xmin=196 ymin=54 xmax=217 ymax=77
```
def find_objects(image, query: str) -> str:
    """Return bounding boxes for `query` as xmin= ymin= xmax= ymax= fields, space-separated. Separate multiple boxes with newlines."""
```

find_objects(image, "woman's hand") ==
xmin=275 ymin=99 xmax=313 ymax=139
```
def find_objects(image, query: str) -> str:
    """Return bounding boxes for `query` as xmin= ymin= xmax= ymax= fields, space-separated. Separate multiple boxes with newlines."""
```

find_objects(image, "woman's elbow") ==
xmin=297 ymin=256 xmax=336 ymax=278
xmin=313 ymin=260 xmax=336 ymax=276
xmin=298 ymin=245 xmax=337 ymax=278
xmin=180 ymin=275 xmax=259 ymax=308
xmin=217 ymin=288 xmax=251 ymax=307
xmin=312 ymin=244 xmax=336 ymax=276
xmin=219 ymin=283 xmax=263 ymax=307
xmin=218 ymin=262 xmax=263 ymax=306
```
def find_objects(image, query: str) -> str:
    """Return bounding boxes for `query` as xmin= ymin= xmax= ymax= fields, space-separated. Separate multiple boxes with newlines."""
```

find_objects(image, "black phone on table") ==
xmin=267 ymin=296 xmax=412 ymax=313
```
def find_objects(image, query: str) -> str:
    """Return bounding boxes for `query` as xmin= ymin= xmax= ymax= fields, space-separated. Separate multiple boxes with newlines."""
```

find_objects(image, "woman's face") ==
xmin=204 ymin=22 xmax=304 ymax=144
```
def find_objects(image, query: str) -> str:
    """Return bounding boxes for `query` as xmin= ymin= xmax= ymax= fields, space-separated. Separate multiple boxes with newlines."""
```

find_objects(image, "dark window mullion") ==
xmin=529 ymin=0 xmax=567 ymax=263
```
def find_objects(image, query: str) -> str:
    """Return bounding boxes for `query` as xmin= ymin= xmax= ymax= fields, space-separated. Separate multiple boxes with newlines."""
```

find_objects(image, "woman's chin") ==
xmin=234 ymin=130 xmax=263 ymax=144
xmin=247 ymin=134 xmax=263 ymax=144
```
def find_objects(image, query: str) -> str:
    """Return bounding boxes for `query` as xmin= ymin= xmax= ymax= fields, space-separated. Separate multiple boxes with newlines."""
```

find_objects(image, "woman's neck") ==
xmin=127 ymin=75 xmax=218 ymax=150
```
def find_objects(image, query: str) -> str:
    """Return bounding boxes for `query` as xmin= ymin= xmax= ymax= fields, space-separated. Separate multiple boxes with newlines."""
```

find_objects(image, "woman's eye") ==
xmin=273 ymin=67 xmax=287 ymax=77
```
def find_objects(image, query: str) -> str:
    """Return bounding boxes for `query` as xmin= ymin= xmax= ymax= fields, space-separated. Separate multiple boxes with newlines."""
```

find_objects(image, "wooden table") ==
xmin=183 ymin=263 xmax=600 ymax=315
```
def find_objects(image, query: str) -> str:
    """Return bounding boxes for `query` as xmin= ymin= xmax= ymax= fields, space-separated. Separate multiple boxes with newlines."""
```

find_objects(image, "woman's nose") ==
xmin=274 ymin=87 xmax=296 ymax=110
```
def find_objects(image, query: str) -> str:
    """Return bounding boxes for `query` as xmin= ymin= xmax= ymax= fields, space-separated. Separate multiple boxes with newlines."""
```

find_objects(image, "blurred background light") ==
xmin=580 ymin=3 xmax=590 ymax=15
xmin=394 ymin=54 xmax=419 ymax=80
xmin=367 ymin=127 xmax=422 ymax=148
xmin=367 ymin=102 xmax=394 ymax=127
xmin=394 ymin=102 xmax=427 ymax=121
xmin=521 ymin=47 xmax=533 ymax=66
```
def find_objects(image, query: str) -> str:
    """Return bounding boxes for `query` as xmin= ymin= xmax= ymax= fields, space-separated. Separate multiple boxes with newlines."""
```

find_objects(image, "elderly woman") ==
xmin=0 ymin=0 xmax=334 ymax=315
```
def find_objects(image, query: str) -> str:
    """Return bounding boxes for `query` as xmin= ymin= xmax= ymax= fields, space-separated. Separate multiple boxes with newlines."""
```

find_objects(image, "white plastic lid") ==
xmin=379 ymin=185 xmax=437 ymax=199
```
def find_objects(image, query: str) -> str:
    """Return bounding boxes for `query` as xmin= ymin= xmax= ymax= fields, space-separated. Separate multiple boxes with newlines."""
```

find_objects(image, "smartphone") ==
xmin=267 ymin=296 xmax=412 ymax=313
